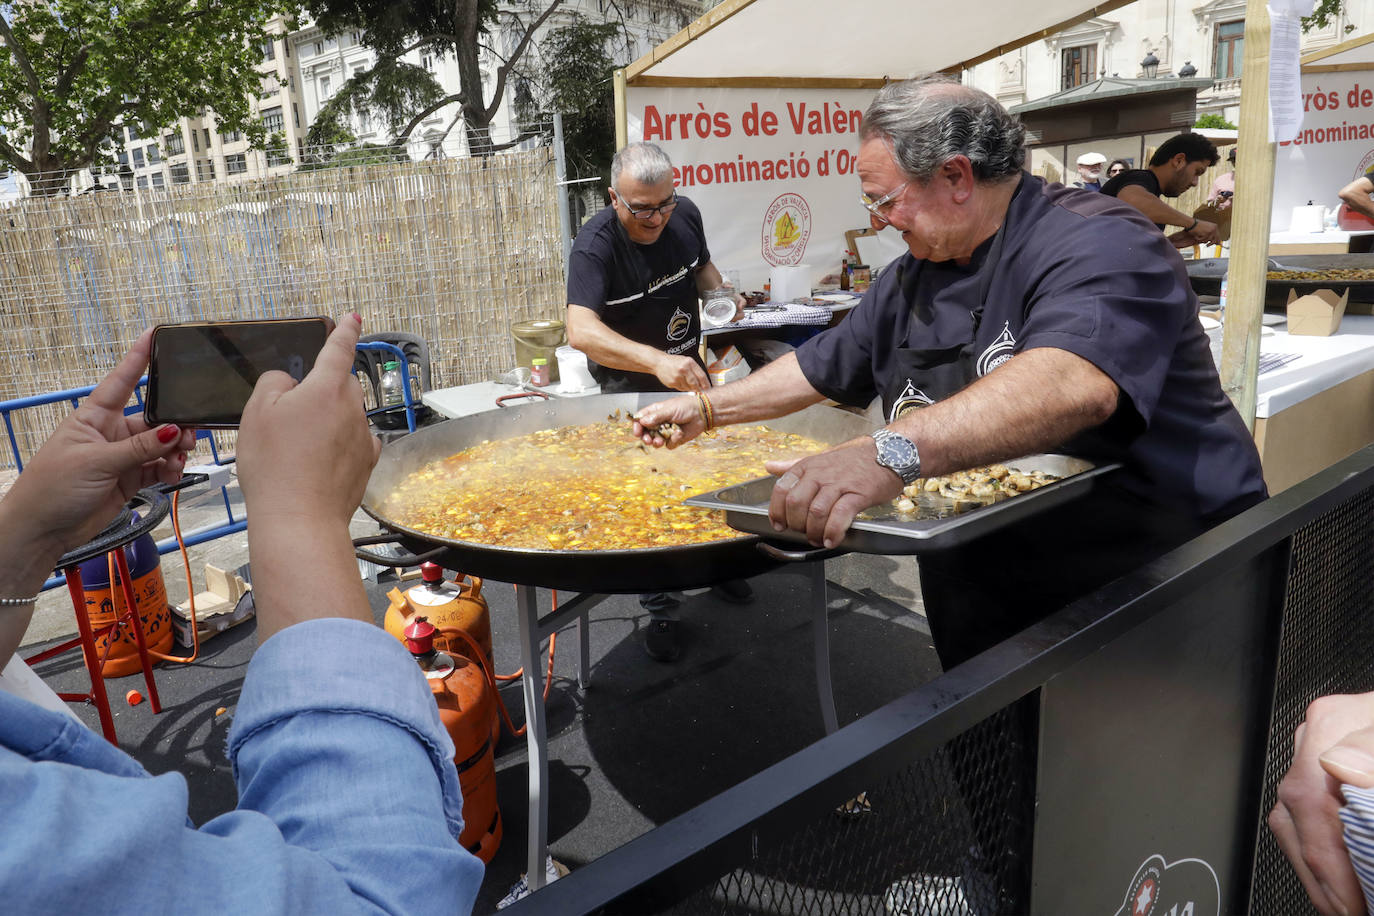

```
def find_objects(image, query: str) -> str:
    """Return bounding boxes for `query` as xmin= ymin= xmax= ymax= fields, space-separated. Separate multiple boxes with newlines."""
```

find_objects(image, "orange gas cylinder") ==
xmin=404 ymin=618 xmax=502 ymax=863
xmin=386 ymin=563 xmax=491 ymax=667
xmin=78 ymin=531 xmax=174 ymax=678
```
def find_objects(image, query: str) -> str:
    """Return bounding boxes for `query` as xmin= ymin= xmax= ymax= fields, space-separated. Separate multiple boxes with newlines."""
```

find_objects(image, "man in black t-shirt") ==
xmin=1100 ymin=132 xmax=1222 ymax=248
xmin=566 ymin=142 xmax=752 ymax=660
xmin=566 ymin=142 xmax=740 ymax=394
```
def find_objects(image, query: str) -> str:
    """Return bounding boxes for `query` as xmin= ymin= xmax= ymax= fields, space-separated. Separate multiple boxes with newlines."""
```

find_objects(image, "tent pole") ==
xmin=614 ymin=68 xmax=628 ymax=151
xmin=1218 ymin=0 xmax=1273 ymax=430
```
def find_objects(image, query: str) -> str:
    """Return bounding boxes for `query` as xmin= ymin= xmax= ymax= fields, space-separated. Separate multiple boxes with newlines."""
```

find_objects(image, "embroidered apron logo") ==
xmin=976 ymin=321 xmax=1017 ymax=376
xmin=760 ymin=193 xmax=812 ymax=267
xmin=667 ymin=305 xmax=692 ymax=341
xmin=1112 ymin=854 xmax=1220 ymax=916
xmin=889 ymin=379 xmax=934 ymax=422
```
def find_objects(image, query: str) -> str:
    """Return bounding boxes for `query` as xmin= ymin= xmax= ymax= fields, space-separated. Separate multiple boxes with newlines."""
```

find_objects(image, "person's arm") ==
xmin=1116 ymin=183 xmax=1215 ymax=238
xmin=632 ymin=351 xmax=827 ymax=443
xmin=766 ymin=347 xmax=1118 ymax=548
xmin=1270 ymin=692 xmax=1374 ymax=916
xmin=1340 ymin=177 xmax=1374 ymax=220
xmin=0 ymin=329 xmax=194 ymax=673
xmin=566 ymin=303 xmax=710 ymax=391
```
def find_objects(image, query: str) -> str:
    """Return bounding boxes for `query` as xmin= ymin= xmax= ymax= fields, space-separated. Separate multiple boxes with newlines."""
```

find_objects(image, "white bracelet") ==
xmin=0 ymin=595 xmax=38 ymax=607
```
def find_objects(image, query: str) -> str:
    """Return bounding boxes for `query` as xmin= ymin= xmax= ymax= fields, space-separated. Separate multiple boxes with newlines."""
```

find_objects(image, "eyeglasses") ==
xmin=620 ymin=191 xmax=678 ymax=221
xmin=860 ymin=182 xmax=909 ymax=224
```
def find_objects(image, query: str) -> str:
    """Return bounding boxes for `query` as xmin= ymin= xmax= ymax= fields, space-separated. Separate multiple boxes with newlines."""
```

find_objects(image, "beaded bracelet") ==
xmin=0 ymin=595 xmax=38 ymax=607
xmin=695 ymin=391 xmax=715 ymax=430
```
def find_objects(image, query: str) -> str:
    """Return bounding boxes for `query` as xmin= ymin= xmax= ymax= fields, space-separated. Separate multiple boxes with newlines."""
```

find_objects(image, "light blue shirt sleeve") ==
xmin=0 ymin=618 xmax=483 ymax=915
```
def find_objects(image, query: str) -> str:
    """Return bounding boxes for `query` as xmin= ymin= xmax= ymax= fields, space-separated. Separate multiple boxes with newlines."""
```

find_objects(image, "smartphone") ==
xmin=145 ymin=317 xmax=330 ymax=428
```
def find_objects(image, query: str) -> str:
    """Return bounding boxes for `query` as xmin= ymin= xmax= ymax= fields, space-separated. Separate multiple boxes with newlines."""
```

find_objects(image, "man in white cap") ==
xmin=1072 ymin=151 xmax=1107 ymax=191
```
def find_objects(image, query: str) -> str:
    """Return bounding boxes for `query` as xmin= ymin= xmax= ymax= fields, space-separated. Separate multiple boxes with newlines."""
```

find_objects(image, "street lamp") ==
xmin=1178 ymin=60 xmax=1197 ymax=78
xmin=1141 ymin=51 xmax=1160 ymax=79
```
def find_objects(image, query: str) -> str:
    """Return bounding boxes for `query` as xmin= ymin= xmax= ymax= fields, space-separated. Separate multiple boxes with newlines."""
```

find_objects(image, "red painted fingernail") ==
xmin=351 ymin=313 xmax=362 ymax=324
xmin=157 ymin=424 xmax=179 ymax=443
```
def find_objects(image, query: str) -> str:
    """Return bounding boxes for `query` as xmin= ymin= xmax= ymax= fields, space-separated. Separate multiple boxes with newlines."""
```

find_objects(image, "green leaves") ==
xmin=0 ymin=0 xmax=293 ymax=190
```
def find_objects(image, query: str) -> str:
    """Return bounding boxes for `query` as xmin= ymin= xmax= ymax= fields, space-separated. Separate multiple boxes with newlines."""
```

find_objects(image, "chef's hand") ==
xmin=1189 ymin=218 xmax=1222 ymax=246
xmin=765 ymin=437 xmax=902 ymax=548
xmin=1270 ymin=692 xmax=1374 ymax=916
xmin=730 ymin=292 xmax=746 ymax=323
xmin=633 ymin=394 xmax=705 ymax=448
xmin=655 ymin=353 xmax=710 ymax=392
xmin=238 ymin=314 xmax=380 ymax=527
xmin=0 ymin=329 xmax=195 ymax=558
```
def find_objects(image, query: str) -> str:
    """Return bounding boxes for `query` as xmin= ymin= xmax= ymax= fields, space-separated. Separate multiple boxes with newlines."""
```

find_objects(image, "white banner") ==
xmin=1273 ymin=69 xmax=1374 ymax=229
xmin=626 ymin=86 xmax=907 ymax=293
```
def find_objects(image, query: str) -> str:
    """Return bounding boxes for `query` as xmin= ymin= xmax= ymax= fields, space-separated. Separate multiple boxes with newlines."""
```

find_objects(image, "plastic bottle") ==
xmin=379 ymin=360 xmax=405 ymax=407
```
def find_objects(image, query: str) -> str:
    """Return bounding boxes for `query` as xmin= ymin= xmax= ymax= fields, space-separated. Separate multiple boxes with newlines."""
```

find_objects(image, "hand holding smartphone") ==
xmin=144 ymin=317 xmax=332 ymax=428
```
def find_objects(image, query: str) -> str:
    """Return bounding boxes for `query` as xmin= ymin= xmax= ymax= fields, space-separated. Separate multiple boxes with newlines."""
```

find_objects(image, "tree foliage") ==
xmin=0 ymin=0 xmax=292 ymax=195
xmin=1193 ymin=113 xmax=1237 ymax=131
xmin=305 ymin=0 xmax=565 ymax=154
xmin=1303 ymin=0 xmax=1354 ymax=32
xmin=519 ymin=21 xmax=621 ymax=192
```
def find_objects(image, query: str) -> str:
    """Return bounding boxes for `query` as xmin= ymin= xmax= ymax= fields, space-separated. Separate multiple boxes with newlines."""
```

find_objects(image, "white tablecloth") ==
xmin=1253 ymin=314 xmax=1374 ymax=418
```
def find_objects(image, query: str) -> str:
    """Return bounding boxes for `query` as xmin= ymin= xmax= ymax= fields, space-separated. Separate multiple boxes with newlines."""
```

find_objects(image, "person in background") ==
xmin=1106 ymin=158 xmax=1130 ymax=180
xmin=1339 ymin=167 xmax=1374 ymax=222
xmin=565 ymin=141 xmax=753 ymax=662
xmin=1208 ymin=146 xmax=1237 ymax=208
xmin=1100 ymin=132 xmax=1223 ymax=248
xmin=1271 ymin=692 xmax=1374 ymax=916
xmin=0 ymin=316 xmax=483 ymax=915
xmin=634 ymin=77 xmax=1266 ymax=910
xmin=1070 ymin=151 xmax=1108 ymax=191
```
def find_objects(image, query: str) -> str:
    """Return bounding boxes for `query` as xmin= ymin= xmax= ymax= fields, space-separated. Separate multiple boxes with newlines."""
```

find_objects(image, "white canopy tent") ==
xmin=613 ymin=0 xmax=1276 ymax=424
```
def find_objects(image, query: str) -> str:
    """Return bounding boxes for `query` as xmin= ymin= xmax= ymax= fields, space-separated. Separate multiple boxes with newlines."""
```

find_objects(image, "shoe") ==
xmin=638 ymin=592 xmax=682 ymax=612
xmin=884 ymin=874 xmax=974 ymax=916
xmin=709 ymin=578 xmax=755 ymax=604
xmin=496 ymin=855 xmax=569 ymax=909
xmin=643 ymin=617 xmax=681 ymax=662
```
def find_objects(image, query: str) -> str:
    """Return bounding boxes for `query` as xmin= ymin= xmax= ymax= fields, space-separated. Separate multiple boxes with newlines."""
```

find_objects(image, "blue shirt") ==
xmin=0 ymin=618 xmax=483 ymax=914
xmin=795 ymin=173 xmax=1265 ymax=521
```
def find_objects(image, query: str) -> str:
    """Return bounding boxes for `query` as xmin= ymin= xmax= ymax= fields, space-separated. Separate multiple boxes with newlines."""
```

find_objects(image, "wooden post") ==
xmin=1218 ymin=0 xmax=1274 ymax=430
xmin=614 ymin=68 xmax=628 ymax=152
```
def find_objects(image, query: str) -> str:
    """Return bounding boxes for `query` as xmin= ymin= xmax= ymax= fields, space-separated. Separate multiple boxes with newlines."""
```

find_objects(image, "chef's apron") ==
xmin=882 ymin=225 xmax=1008 ymax=424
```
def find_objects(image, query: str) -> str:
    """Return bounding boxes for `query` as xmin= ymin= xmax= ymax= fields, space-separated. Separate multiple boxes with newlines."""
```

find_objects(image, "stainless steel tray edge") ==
xmin=685 ymin=456 xmax=1123 ymax=555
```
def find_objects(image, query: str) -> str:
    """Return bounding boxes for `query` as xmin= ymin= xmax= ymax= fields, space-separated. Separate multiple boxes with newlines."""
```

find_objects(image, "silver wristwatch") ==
xmin=870 ymin=429 xmax=921 ymax=484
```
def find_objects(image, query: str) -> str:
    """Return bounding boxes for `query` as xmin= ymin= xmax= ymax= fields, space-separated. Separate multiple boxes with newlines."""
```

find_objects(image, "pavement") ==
xmin=20 ymin=469 xmax=938 ymax=914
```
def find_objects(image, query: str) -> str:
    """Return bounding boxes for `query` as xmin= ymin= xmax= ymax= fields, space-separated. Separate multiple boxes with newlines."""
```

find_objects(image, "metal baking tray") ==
xmin=684 ymin=454 xmax=1121 ymax=555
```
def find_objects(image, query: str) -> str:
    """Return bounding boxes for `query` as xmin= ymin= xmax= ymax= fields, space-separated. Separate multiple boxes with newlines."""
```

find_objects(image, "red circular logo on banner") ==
xmin=761 ymin=193 xmax=812 ymax=266
xmin=1357 ymin=147 xmax=1374 ymax=179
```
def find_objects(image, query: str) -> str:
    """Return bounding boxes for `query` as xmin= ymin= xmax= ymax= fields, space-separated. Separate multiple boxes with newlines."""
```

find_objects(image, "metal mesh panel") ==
xmin=652 ymin=702 xmax=1037 ymax=916
xmin=1249 ymin=487 xmax=1374 ymax=913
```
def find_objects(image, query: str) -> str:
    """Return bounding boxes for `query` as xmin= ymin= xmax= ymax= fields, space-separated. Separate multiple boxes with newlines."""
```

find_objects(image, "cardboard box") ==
xmin=1286 ymin=287 xmax=1349 ymax=337
xmin=172 ymin=565 xmax=253 ymax=647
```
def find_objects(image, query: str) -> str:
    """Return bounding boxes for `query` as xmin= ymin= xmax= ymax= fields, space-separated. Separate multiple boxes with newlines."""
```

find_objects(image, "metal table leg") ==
xmin=514 ymin=583 xmax=550 ymax=892
xmin=806 ymin=559 xmax=839 ymax=735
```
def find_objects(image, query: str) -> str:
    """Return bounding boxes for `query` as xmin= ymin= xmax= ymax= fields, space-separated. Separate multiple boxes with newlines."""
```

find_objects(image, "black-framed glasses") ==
xmin=860 ymin=182 xmax=908 ymax=224
xmin=621 ymin=191 xmax=678 ymax=221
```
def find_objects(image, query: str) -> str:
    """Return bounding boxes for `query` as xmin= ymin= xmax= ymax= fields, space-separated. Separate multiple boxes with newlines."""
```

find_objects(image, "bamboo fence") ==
xmin=0 ymin=146 xmax=565 ymax=465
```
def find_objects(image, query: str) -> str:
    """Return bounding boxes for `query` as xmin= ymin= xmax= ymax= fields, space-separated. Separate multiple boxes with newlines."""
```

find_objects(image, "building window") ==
xmin=223 ymin=129 xmax=243 ymax=143
xmin=196 ymin=159 xmax=215 ymax=182
xmin=132 ymin=148 xmax=145 ymax=168
xmin=171 ymin=162 xmax=190 ymax=184
xmin=225 ymin=153 xmax=248 ymax=175
xmin=147 ymin=144 xmax=160 ymax=163
xmin=1214 ymin=20 xmax=1245 ymax=79
xmin=136 ymin=175 xmax=149 ymax=188
xmin=203 ymin=128 xmax=211 ymax=148
xmin=318 ymin=75 xmax=332 ymax=99
xmin=293 ymin=102 xmax=300 ymax=128
xmin=192 ymin=130 xmax=199 ymax=152
xmin=422 ymin=54 xmax=434 ymax=70
xmin=126 ymin=123 xmax=140 ymax=142
xmin=117 ymin=151 xmax=129 ymax=167
xmin=315 ymin=40 xmax=323 ymax=55
xmin=1061 ymin=44 xmax=1097 ymax=90
xmin=262 ymin=106 xmax=284 ymax=134
xmin=267 ymin=143 xmax=293 ymax=167
xmin=263 ymin=38 xmax=276 ymax=61
xmin=151 ymin=172 xmax=165 ymax=188
xmin=165 ymin=132 xmax=184 ymax=155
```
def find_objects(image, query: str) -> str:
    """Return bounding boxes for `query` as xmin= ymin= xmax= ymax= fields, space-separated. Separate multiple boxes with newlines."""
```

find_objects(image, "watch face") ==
xmin=878 ymin=435 xmax=917 ymax=467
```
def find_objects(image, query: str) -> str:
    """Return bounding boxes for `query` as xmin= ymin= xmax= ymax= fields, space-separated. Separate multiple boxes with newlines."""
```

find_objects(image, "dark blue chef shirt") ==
xmin=795 ymin=172 xmax=1265 ymax=521
xmin=567 ymin=195 xmax=710 ymax=392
